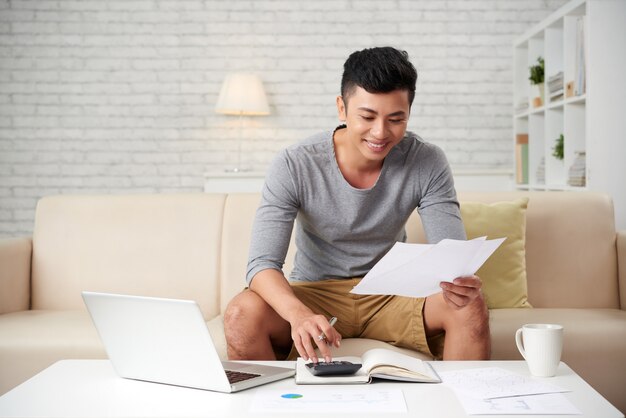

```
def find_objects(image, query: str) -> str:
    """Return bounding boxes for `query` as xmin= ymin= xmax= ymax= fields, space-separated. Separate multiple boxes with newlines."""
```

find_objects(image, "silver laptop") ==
xmin=82 ymin=291 xmax=295 ymax=393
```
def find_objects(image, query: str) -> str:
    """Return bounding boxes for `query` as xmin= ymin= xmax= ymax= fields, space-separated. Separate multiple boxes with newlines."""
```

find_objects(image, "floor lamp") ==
xmin=215 ymin=73 xmax=270 ymax=172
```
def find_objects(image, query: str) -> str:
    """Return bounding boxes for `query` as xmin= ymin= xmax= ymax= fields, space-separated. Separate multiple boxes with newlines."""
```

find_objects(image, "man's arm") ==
xmin=249 ymin=269 xmax=341 ymax=363
xmin=417 ymin=144 xmax=483 ymax=309
xmin=246 ymin=151 xmax=340 ymax=362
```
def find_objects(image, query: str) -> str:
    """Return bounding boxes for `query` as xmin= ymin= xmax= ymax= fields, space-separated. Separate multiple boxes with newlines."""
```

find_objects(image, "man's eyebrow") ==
xmin=357 ymin=107 xmax=407 ymax=117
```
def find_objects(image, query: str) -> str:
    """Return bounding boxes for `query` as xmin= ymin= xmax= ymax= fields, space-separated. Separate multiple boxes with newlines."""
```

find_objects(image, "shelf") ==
xmin=514 ymin=183 xmax=587 ymax=192
xmin=514 ymin=0 xmax=626 ymax=229
xmin=547 ymin=93 xmax=586 ymax=109
xmin=515 ymin=92 xmax=586 ymax=119
xmin=513 ymin=0 xmax=589 ymax=193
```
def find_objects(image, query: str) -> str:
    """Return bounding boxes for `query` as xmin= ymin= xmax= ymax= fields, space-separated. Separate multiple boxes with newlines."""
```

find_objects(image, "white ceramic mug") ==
xmin=515 ymin=323 xmax=563 ymax=377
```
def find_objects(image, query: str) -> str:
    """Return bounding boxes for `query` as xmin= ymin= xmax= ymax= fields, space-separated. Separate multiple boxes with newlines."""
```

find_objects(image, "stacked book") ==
xmin=536 ymin=157 xmax=545 ymax=185
xmin=515 ymin=134 xmax=529 ymax=184
xmin=548 ymin=71 xmax=564 ymax=102
xmin=568 ymin=151 xmax=586 ymax=187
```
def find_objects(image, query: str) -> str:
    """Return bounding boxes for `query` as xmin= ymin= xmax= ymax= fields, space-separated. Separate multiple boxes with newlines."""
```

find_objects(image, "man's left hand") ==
xmin=439 ymin=275 xmax=483 ymax=310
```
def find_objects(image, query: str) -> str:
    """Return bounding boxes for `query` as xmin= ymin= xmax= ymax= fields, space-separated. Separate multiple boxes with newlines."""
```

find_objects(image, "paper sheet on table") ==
xmin=439 ymin=367 xmax=569 ymax=400
xmin=351 ymin=236 xmax=505 ymax=298
xmin=456 ymin=393 xmax=582 ymax=415
xmin=249 ymin=387 xmax=407 ymax=414
xmin=439 ymin=367 xmax=579 ymax=415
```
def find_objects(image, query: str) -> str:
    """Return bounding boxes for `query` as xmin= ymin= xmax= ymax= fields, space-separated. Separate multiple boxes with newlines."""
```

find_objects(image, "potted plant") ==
xmin=529 ymin=57 xmax=545 ymax=107
xmin=552 ymin=134 xmax=564 ymax=160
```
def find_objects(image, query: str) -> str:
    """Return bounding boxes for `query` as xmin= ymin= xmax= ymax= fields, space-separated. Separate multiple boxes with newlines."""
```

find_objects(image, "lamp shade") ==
xmin=215 ymin=73 xmax=270 ymax=116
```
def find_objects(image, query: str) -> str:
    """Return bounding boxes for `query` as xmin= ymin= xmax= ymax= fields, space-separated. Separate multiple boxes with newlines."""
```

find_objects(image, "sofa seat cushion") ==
xmin=489 ymin=307 xmax=626 ymax=413
xmin=0 ymin=311 xmax=228 ymax=395
xmin=0 ymin=310 xmax=107 ymax=394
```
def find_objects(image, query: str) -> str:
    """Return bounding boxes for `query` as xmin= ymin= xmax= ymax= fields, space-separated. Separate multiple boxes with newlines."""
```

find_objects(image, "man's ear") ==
xmin=336 ymin=96 xmax=347 ymax=122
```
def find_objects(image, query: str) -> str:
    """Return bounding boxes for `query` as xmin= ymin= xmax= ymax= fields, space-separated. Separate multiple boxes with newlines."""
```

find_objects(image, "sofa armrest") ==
xmin=618 ymin=231 xmax=626 ymax=310
xmin=0 ymin=237 xmax=32 ymax=314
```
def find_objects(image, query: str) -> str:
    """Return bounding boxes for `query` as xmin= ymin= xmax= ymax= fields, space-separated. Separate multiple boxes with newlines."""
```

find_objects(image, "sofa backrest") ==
xmin=457 ymin=192 xmax=618 ymax=309
xmin=222 ymin=191 xmax=619 ymax=310
xmin=31 ymin=191 xmax=619 ymax=316
xmin=31 ymin=194 xmax=226 ymax=318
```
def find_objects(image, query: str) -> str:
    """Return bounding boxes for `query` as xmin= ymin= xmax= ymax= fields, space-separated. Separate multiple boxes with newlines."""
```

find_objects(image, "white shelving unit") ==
xmin=513 ymin=0 xmax=626 ymax=230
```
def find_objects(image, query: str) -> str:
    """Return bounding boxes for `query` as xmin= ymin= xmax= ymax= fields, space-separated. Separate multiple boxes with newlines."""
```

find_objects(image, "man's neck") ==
xmin=333 ymin=129 xmax=383 ymax=189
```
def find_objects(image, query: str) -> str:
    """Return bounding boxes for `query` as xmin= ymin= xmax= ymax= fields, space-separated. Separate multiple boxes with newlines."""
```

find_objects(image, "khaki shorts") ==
xmin=284 ymin=278 xmax=444 ymax=360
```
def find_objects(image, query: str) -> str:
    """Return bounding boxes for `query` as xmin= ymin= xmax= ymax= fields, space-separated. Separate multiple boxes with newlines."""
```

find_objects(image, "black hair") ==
xmin=340 ymin=46 xmax=417 ymax=108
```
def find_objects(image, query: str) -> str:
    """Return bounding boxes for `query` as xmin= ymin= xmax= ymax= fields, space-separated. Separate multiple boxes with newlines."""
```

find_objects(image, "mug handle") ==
xmin=515 ymin=328 xmax=526 ymax=360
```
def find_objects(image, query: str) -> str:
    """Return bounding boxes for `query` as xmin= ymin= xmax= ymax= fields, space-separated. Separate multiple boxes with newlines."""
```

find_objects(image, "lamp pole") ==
xmin=233 ymin=112 xmax=244 ymax=172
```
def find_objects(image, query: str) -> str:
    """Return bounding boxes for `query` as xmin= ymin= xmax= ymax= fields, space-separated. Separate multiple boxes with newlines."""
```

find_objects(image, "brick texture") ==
xmin=0 ymin=0 xmax=567 ymax=237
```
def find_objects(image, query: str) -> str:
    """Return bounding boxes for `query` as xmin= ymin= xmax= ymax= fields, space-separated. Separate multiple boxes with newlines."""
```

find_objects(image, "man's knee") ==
xmin=452 ymin=293 xmax=490 ymax=338
xmin=224 ymin=290 xmax=291 ymax=343
xmin=427 ymin=292 xmax=489 ymax=333
xmin=224 ymin=290 xmax=265 ymax=334
xmin=456 ymin=292 xmax=488 ymax=318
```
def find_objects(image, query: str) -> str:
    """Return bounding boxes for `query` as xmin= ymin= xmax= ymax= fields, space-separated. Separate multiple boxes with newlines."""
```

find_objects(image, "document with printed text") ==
xmin=351 ymin=237 xmax=505 ymax=298
xmin=249 ymin=387 xmax=407 ymax=414
xmin=438 ymin=367 xmax=580 ymax=415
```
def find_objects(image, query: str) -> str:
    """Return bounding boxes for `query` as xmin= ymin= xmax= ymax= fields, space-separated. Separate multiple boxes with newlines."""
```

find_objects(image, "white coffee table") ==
xmin=0 ymin=360 xmax=622 ymax=418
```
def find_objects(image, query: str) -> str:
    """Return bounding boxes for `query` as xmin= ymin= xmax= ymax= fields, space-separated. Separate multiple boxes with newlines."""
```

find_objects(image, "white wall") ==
xmin=0 ymin=0 xmax=568 ymax=237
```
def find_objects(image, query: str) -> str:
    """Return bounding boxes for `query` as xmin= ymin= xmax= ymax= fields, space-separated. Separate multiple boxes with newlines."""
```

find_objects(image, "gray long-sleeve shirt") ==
xmin=246 ymin=127 xmax=466 ymax=285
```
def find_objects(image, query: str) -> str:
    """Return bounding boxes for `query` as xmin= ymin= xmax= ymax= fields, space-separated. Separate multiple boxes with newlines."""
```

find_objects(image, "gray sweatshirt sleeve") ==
xmin=417 ymin=145 xmax=467 ymax=243
xmin=246 ymin=151 xmax=299 ymax=285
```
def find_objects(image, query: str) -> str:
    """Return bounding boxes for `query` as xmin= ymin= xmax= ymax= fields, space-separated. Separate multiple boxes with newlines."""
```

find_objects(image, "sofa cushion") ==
xmin=460 ymin=199 xmax=531 ymax=309
xmin=458 ymin=192 xmax=619 ymax=309
xmin=0 ymin=310 xmax=107 ymax=394
xmin=31 ymin=194 xmax=226 ymax=318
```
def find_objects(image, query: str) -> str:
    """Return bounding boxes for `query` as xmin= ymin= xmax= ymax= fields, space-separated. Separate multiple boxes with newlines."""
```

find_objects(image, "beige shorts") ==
xmin=284 ymin=278 xmax=444 ymax=360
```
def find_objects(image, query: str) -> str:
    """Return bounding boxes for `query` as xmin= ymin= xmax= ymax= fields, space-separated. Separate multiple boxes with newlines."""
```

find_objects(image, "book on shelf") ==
xmin=548 ymin=71 xmax=563 ymax=92
xmin=575 ymin=16 xmax=586 ymax=96
xmin=565 ymin=16 xmax=586 ymax=98
xmin=549 ymin=90 xmax=564 ymax=101
xmin=295 ymin=348 xmax=441 ymax=385
xmin=548 ymin=71 xmax=564 ymax=101
xmin=567 ymin=151 xmax=586 ymax=187
xmin=515 ymin=134 xmax=529 ymax=184
xmin=536 ymin=157 xmax=545 ymax=184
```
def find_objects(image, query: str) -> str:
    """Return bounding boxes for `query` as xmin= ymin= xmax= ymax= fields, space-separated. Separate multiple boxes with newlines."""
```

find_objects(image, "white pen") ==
xmin=317 ymin=316 xmax=337 ymax=342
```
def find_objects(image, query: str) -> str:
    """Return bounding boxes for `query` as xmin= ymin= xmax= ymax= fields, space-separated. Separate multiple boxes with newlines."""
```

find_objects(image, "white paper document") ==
xmin=439 ymin=367 xmax=581 ymax=415
xmin=351 ymin=236 xmax=505 ymax=298
xmin=249 ymin=387 xmax=407 ymax=414
xmin=455 ymin=392 xmax=582 ymax=415
xmin=439 ymin=367 xmax=569 ymax=400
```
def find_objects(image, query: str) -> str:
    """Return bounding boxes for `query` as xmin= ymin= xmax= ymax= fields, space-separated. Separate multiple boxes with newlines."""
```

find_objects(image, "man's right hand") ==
xmin=248 ymin=269 xmax=341 ymax=363
xmin=289 ymin=313 xmax=341 ymax=363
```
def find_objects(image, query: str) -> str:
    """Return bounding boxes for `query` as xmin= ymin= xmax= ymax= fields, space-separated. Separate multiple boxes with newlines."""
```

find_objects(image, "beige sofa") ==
xmin=0 ymin=192 xmax=624 ymax=412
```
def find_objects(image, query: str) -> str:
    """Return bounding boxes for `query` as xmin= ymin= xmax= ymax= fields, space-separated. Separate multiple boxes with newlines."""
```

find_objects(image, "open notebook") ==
xmin=296 ymin=348 xmax=440 ymax=385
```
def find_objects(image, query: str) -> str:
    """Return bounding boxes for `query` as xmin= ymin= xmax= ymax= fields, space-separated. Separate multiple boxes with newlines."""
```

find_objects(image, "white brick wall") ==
xmin=0 ymin=0 xmax=568 ymax=237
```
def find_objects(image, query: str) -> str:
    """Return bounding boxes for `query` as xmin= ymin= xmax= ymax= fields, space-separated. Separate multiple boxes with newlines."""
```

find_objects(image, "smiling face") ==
xmin=335 ymin=86 xmax=410 ymax=168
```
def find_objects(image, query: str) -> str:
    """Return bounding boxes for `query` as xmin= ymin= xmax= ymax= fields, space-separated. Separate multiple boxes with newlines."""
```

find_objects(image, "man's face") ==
xmin=336 ymin=86 xmax=410 ymax=164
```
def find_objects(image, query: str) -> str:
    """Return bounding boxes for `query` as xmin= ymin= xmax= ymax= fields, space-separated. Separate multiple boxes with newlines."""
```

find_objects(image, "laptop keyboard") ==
xmin=225 ymin=369 xmax=261 ymax=384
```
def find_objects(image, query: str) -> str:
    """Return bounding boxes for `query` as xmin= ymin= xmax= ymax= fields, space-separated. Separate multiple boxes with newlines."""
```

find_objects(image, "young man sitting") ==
xmin=224 ymin=46 xmax=490 ymax=364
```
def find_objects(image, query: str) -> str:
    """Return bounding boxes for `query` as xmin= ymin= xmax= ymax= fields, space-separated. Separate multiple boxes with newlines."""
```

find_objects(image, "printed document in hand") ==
xmin=351 ymin=236 xmax=505 ymax=298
